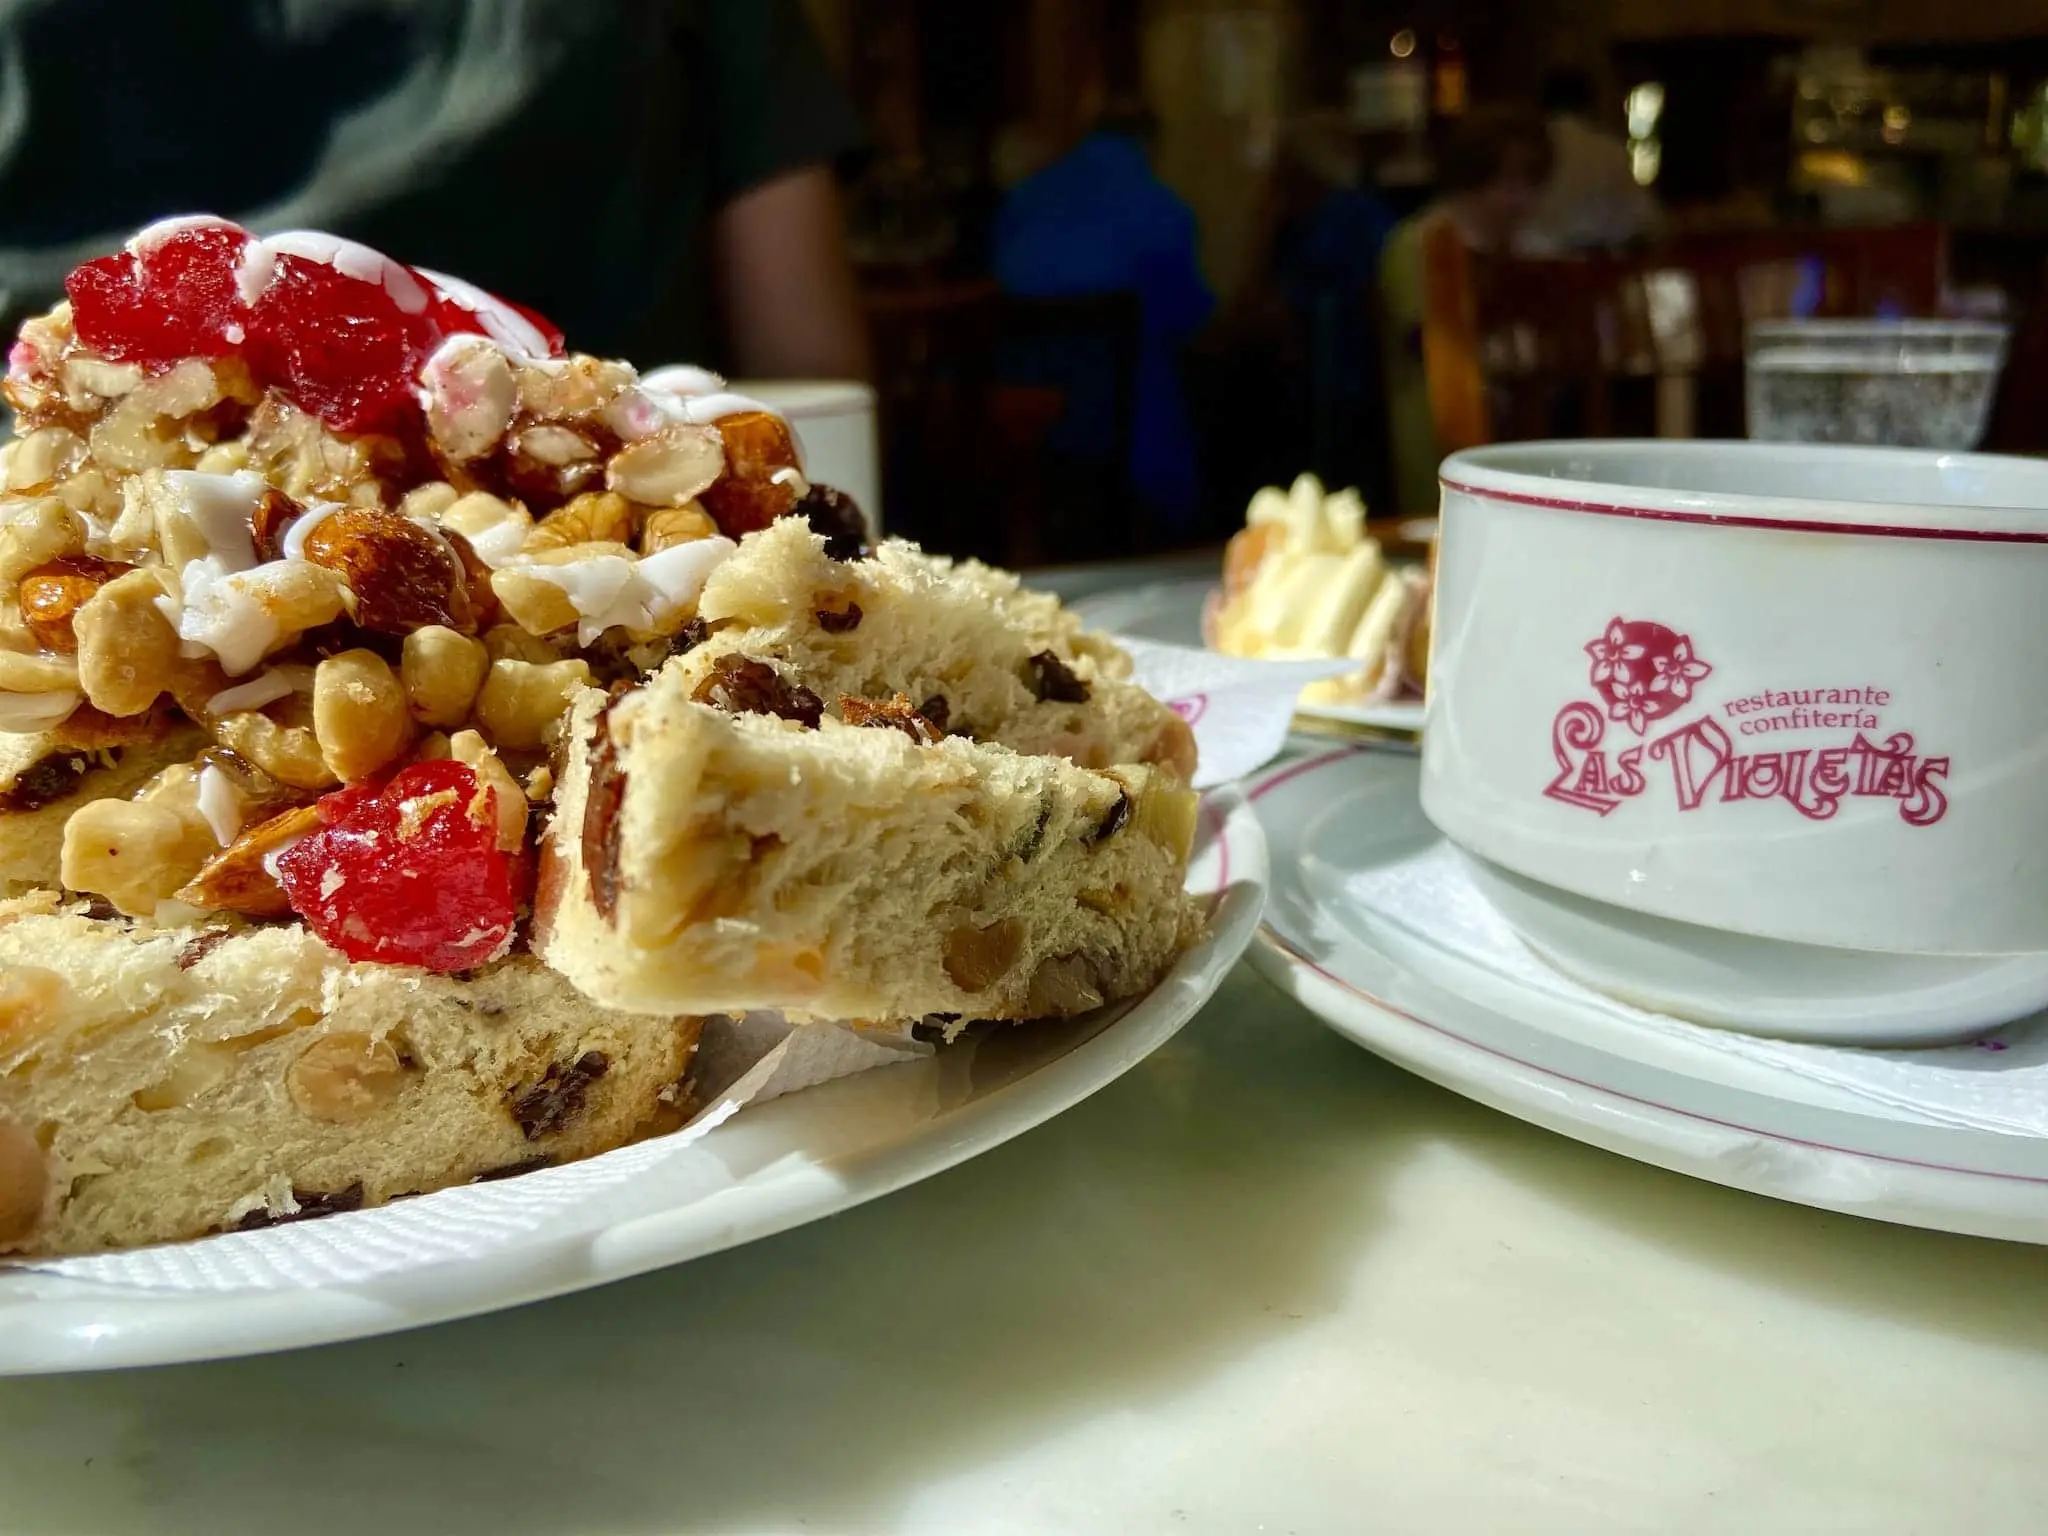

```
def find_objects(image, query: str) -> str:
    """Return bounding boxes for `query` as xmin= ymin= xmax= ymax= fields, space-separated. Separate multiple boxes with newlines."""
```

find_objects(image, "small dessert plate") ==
xmin=0 ymin=793 xmax=1268 ymax=1375
xmin=1248 ymin=743 xmax=2048 ymax=1242
xmin=1073 ymin=581 xmax=1425 ymax=738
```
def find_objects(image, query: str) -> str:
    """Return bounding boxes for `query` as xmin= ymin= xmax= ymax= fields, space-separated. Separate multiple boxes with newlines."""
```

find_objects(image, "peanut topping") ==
xmin=72 ymin=566 xmax=179 ymax=716
xmin=59 ymin=795 xmax=216 ymax=917
xmin=0 ymin=498 xmax=86 ymax=583
xmin=313 ymin=650 xmax=413 ymax=784
xmin=401 ymin=625 xmax=490 ymax=728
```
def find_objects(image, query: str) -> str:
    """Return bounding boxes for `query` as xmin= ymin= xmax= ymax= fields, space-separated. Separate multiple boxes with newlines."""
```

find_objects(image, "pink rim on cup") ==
xmin=1425 ymin=440 xmax=2048 ymax=1045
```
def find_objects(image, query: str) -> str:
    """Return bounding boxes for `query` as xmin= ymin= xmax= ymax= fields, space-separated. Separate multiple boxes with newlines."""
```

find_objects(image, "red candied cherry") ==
xmin=66 ymin=221 xmax=251 ymax=367
xmin=244 ymin=253 xmax=444 ymax=434
xmin=417 ymin=269 xmax=566 ymax=359
xmin=275 ymin=760 xmax=523 ymax=973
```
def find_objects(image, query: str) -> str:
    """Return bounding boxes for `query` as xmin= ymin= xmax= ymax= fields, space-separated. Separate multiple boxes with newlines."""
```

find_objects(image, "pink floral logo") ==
xmin=1171 ymin=693 xmax=1208 ymax=726
xmin=1545 ymin=617 xmax=1949 ymax=826
xmin=1585 ymin=618 xmax=1712 ymax=736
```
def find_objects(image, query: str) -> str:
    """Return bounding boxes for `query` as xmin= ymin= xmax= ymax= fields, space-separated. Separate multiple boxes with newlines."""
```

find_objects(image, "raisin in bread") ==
xmin=685 ymin=518 xmax=1197 ymax=780
xmin=0 ymin=894 xmax=701 ymax=1257
xmin=534 ymin=680 xmax=1201 ymax=1021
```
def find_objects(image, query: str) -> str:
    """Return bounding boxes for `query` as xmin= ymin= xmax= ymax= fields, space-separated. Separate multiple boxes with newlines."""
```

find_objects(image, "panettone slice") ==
xmin=534 ymin=677 xmax=1202 ymax=1023
xmin=679 ymin=517 xmax=1197 ymax=781
xmin=0 ymin=895 xmax=700 ymax=1257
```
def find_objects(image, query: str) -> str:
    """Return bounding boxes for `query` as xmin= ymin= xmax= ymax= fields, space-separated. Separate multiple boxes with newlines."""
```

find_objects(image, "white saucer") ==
xmin=1461 ymin=855 xmax=2048 ymax=1046
xmin=1072 ymin=580 xmax=1425 ymax=738
xmin=0 ymin=792 xmax=1269 ymax=1375
xmin=1247 ymin=744 xmax=2048 ymax=1243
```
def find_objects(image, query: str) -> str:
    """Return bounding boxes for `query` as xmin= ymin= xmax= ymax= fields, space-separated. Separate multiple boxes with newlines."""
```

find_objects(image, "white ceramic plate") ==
xmin=1247 ymin=744 xmax=2048 ymax=1243
xmin=0 ymin=791 xmax=1268 ymax=1375
xmin=1072 ymin=581 xmax=1425 ymax=738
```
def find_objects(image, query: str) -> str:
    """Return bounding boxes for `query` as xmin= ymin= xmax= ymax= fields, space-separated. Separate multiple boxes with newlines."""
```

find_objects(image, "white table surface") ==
xmin=5 ymin=959 xmax=2048 ymax=1533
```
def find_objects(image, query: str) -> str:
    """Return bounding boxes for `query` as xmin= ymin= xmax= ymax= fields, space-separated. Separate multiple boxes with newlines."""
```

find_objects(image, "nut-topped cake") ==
xmin=0 ymin=216 xmax=1200 ymax=1255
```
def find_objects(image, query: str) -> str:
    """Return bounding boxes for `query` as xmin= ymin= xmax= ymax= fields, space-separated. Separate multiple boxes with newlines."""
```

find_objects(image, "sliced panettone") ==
xmin=681 ymin=517 xmax=1197 ymax=780
xmin=0 ymin=212 xmax=1223 ymax=1261
xmin=0 ymin=895 xmax=701 ymax=1257
xmin=534 ymin=678 xmax=1202 ymax=1022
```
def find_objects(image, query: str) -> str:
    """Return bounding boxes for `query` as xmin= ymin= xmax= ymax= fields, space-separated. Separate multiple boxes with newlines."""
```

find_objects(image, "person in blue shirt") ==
xmin=992 ymin=98 xmax=1215 ymax=531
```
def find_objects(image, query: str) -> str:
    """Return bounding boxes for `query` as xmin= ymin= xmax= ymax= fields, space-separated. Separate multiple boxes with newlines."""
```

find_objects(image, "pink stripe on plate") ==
xmin=1247 ymin=746 xmax=1366 ymax=804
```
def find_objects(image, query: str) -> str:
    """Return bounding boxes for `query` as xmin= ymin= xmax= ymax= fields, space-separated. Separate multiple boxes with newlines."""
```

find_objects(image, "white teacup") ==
xmin=734 ymin=379 xmax=881 ymax=539
xmin=1423 ymin=441 xmax=2048 ymax=1044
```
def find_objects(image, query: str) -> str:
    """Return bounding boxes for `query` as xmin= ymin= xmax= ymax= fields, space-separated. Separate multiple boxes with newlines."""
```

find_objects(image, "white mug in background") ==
xmin=735 ymin=379 xmax=882 ymax=540
xmin=1424 ymin=440 xmax=2048 ymax=1045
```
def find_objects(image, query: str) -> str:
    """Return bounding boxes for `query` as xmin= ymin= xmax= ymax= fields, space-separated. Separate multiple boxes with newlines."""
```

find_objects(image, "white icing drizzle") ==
xmin=280 ymin=501 xmax=345 ymax=562
xmin=603 ymin=385 xmax=687 ymax=442
xmin=261 ymin=840 xmax=309 ymax=886
xmin=521 ymin=536 xmax=735 ymax=647
xmin=162 ymin=470 xmax=267 ymax=570
xmin=0 ymin=691 xmax=80 ymax=733
xmin=144 ymin=472 xmax=286 ymax=673
xmin=463 ymin=517 xmax=533 ymax=571
xmin=680 ymin=391 xmax=778 ymax=425
xmin=640 ymin=364 xmax=726 ymax=398
xmin=195 ymin=764 xmax=246 ymax=847
xmin=206 ymin=669 xmax=296 ymax=716
xmin=414 ymin=268 xmax=551 ymax=358
xmin=126 ymin=214 xmax=239 ymax=258
xmin=236 ymin=231 xmax=430 ymax=314
xmin=231 ymin=237 xmax=274 ymax=306
xmin=160 ymin=563 xmax=276 ymax=676
xmin=160 ymin=559 xmax=329 ymax=677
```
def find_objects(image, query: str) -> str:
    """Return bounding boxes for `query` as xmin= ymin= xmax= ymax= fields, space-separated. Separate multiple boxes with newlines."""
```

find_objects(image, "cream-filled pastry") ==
xmin=1211 ymin=474 xmax=1431 ymax=704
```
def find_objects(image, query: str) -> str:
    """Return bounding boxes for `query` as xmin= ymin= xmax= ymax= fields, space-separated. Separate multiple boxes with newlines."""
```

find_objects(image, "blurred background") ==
xmin=809 ymin=0 xmax=2048 ymax=564
xmin=5 ymin=0 xmax=2048 ymax=568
